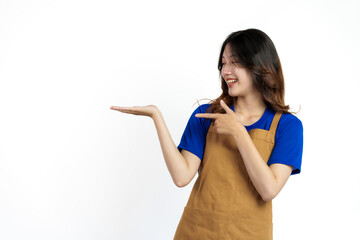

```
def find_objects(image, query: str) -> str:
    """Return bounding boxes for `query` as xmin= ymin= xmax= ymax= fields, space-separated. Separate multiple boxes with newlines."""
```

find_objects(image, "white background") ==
xmin=1 ymin=0 xmax=359 ymax=239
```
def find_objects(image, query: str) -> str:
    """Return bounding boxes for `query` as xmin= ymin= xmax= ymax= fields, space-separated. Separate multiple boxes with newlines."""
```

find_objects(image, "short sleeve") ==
xmin=267 ymin=114 xmax=303 ymax=175
xmin=177 ymin=104 xmax=211 ymax=161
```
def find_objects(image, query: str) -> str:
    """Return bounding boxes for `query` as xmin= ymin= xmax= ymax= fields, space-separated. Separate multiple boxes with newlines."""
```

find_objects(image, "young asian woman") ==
xmin=110 ymin=28 xmax=303 ymax=240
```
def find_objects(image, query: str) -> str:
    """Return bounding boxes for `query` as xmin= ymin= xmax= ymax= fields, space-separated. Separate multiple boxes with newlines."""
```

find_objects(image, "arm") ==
xmin=110 ymin=105 xmax=200 ymax=187
xmin=152 ymin=110 xmax=201 ymax=187
xmin=233 ymin=127 xmax=292 ymax=201
xmin=195 ymin=100 xmax=293 ymax=201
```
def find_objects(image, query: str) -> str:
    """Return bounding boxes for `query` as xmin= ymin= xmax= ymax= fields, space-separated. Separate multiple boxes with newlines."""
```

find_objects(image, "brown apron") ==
xmin=174 ymin=112 xmax=282 ymax=240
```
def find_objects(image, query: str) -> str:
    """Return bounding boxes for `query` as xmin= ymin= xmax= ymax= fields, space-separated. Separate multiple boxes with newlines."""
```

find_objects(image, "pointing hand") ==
xmin=195 ymin=100 xmax=242 ymax=136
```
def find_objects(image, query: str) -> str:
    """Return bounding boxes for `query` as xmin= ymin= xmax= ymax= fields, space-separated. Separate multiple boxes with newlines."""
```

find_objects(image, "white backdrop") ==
xmin=1 ymin=0 xmax=359 ymax=239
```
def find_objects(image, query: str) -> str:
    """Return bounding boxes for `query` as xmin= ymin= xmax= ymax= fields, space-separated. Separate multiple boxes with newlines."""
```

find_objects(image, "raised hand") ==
xmin=195 ymin=100 xmax=243 ymax=136
xmin=110 ymin=105 xmax=159 ymax=118
xmin=110 ymin=103 xmax=197 ymax=187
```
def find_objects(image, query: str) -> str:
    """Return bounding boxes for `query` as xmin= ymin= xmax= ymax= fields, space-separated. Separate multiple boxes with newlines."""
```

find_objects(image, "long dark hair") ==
xmin=206 ymin=28 xmax=290 ymax=114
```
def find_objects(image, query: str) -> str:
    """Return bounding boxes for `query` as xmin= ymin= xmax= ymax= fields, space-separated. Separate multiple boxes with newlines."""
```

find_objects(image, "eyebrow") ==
xmin=222 ymin=55 xmax=236 ymax=58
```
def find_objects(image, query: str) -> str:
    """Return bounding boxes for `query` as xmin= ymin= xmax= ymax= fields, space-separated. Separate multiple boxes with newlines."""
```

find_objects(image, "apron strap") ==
xmin=269 ymin=112 xmax=282 ymax=133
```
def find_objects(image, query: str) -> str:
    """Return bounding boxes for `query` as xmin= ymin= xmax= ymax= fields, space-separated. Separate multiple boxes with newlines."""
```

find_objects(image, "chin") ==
xmin=228 ymin=89 xmax=242 ymax=97
xmin=228 ymin=86 xmax=250 ymax=98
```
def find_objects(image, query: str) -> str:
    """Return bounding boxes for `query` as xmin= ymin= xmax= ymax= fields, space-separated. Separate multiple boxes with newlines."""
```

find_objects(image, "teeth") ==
xmin=227 ymin=79 xmax=237 ymax=83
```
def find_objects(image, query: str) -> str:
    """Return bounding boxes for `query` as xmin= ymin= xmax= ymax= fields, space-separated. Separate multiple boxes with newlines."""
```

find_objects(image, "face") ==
xmin=221 ymin=44 xmax=255 ymax=97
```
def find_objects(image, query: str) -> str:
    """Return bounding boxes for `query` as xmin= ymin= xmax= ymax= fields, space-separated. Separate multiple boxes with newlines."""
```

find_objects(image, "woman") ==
xmin=111 ymin=28 xmax=303 ymax=240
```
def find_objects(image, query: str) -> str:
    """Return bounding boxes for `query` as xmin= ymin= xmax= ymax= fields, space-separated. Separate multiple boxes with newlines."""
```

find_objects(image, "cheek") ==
xmin=234 ymin=69 xmax=252 ymax=84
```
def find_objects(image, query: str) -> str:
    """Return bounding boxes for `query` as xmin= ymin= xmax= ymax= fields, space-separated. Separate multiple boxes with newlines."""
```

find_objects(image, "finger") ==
xmin=110 ymin=106 xmax=130 ymax=111
xmin=195 ymin=113 xmax=218 ymax=119
xmin=110 ymin=106 xmax=137 ymax=114
xmin=220 ymin=100 xmax=235 ymax=115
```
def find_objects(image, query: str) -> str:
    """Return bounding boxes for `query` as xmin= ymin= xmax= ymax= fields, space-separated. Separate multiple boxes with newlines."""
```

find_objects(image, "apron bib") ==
xmin=174 ymin=112 xmax=282 ymax=240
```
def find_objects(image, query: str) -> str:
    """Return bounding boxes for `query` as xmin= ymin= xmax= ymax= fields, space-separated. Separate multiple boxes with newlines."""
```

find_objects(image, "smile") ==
xmin=226 ymin=78 xmax=237 ymax=88
xmin=226 ymin=79 xmax=237 ymax=88
xmin=227 ymin=79 xmax=237 ymax=83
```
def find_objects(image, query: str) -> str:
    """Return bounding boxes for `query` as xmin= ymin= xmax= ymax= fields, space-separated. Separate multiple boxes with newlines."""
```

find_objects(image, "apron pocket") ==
xmin=228 ymin=215 xmax=273 ymax=240
xmin=174 ymin=206 xmax=230 ymax=240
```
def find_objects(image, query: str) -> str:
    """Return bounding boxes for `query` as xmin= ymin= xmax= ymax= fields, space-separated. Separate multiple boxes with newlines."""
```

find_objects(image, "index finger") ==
xmin=195 ymin=113 xmax=218 ymax=119
xmin=220 ymin=100 xmax=235 ymax=115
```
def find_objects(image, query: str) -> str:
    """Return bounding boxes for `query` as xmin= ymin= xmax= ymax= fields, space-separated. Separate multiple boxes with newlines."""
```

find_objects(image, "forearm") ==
xmin=194 ymin=100 xmax=292 ymax=200
xmin=152 ymin=110 xmax=189 ymax=187
xmin=233 ymin=126 xmax=280 ymax=201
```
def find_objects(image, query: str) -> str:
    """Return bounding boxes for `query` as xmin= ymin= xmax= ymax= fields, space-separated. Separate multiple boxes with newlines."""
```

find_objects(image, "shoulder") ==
xmin=193 ymin=103 xmax=212 ymax=114
xmin=274 ymin=112 xmax=303 ymax=144
xmin=278 ymin=112 xmax=303 ymax=134
xmin=270 ymin=112 xmax=303 ymax=174
xmin=187 ymin=103 xmax=213 ymax=132
xmin=178 ymin=103 xmax=213 ymax=161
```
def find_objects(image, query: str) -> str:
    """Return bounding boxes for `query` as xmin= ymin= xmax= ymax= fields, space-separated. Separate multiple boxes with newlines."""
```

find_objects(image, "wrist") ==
xmin=232 ymin=123 xmax=247 ymax=139
xmin=151 ymin=107 xmax=162 ymax=120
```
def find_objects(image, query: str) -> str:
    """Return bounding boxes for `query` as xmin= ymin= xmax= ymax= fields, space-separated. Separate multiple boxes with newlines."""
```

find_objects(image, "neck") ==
xmin=233 ymin=94 xmax=266 ymax=117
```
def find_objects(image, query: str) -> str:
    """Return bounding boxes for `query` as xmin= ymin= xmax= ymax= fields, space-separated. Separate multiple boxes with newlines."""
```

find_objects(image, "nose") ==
xmin=222 ymin=63 xmax=234 ymax=76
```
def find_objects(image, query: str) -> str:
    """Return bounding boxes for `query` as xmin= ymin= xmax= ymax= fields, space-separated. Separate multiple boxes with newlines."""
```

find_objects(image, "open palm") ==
xmin=110 ymin=105 xmax=159 ymax=118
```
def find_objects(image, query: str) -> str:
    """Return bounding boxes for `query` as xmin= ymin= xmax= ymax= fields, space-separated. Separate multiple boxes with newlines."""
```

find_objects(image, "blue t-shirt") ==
xmin=177 ymin=104 xmax=303 ymax=175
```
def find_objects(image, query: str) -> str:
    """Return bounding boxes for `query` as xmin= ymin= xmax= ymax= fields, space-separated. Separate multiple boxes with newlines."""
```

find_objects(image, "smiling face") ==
xmin=221 ymin=44 xmax=256 ymax=98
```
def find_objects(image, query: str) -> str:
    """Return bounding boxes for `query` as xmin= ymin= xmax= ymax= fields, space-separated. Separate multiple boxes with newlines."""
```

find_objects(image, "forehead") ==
xmin=222 ymin=44 xmax=236 ymax=59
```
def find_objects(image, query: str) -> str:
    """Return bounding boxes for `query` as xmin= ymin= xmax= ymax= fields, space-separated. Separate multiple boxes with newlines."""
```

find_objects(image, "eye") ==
xmin=221 ymin=62 xmax=236 ymax=65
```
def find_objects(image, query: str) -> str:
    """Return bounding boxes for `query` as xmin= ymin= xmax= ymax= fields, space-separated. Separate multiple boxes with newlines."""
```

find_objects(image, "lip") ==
xmin=227 ymin=81 xmax=237 ymax=88
xmin=225 ymin=78 xmax=237 ymax=87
